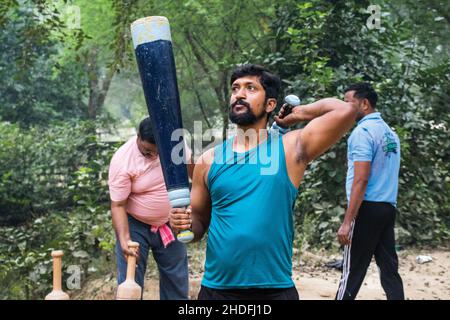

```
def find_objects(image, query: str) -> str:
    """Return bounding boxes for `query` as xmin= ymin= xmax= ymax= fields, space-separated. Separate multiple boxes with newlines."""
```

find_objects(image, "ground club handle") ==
xmin=45 ymin=250 xmax=70 ymax=300
xmin=116 ymin=241 xmax=142 ymax=300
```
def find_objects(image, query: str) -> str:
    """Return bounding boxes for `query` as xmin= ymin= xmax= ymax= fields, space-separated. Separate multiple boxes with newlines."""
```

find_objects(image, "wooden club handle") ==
xmin=125 ymin=241 xmax=139 ymax=281
xmin=45 ymin=250 xmax=69 ymax=300
xmin=51 ymin=250 xmax=64 ymax=291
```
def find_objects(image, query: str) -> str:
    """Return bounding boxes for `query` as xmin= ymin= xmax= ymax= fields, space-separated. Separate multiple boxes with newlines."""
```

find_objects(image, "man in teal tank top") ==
xmin=170 ymin=64 xmax=357 ymax=300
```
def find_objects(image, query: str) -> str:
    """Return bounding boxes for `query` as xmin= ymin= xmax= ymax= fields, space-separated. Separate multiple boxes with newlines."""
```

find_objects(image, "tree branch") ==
xmin=179 ymin=46 xmax=212 ymax=128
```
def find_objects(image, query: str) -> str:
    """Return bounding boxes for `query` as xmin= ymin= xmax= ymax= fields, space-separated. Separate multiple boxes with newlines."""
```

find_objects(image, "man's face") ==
xmin=344 ymin=90 xmax=365 ymax=121
xmin=229 ymin=76 xmax=268 ymax=126
xmin=136 ymin=136 xmax=158 ymax=160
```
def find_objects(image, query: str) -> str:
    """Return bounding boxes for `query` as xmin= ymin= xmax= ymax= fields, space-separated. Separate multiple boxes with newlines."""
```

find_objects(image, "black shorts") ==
xmin=198 ymin=285 xmax=299 ymax=300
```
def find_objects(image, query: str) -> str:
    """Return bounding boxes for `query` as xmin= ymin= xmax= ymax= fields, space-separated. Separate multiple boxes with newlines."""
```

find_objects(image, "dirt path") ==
xmin=73 ymin=248 xmax=449 ymax=300
xmin=293 ymin=249 xmax=449 ymax=300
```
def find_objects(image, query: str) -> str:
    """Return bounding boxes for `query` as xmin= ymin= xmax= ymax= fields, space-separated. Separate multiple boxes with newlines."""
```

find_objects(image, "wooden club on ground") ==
xmin=45 ymin=250 xmax=70 ymax=300
xmin=116 ymin=241 xmax=142 ymax=300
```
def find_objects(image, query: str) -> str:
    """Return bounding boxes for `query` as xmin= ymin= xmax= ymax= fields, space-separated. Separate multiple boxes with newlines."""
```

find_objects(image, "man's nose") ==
xmin=234 ymin=87 xmax=247 ymax=100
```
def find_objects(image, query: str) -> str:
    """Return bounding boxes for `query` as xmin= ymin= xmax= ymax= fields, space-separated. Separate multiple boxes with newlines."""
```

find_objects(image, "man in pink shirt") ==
xmin=108 ymin=117 xmax=193 ymax=299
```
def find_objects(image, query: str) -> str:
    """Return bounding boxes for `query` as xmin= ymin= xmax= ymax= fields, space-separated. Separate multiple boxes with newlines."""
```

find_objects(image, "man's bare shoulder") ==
xmin=196 ymin=147 xmax=215 ymax=167
xmin=283 ymin=128 xmax=301 ymax=143
xmin=193 ymin=147 xmax=215 ymax=186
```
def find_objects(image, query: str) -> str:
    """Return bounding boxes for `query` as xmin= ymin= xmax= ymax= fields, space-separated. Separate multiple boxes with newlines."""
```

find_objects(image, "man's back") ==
xmin=346 ymin=112 xmax=401 ymax=206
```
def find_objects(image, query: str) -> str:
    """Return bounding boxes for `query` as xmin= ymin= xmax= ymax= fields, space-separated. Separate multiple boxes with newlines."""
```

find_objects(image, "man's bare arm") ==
xmin=187 ymin=162 xmax=195 ymax=180
xmin=337 ymin=161 xmax=371 ymax=245
xmin=111 ymin=200 xmax=139 ymax=258
xmin=276 ymin=98 xmax=357 ymax=163
xmin=170 ymin=150 xmax=212 ymax=242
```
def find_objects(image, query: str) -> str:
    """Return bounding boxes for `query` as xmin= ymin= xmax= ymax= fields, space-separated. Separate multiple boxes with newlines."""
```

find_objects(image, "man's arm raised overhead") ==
xmin=275 ymin=98 xmax=357 ymax=164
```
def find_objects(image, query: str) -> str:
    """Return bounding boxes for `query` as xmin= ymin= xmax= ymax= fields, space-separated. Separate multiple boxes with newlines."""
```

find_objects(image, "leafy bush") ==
xmin=0 ymin=121 xmax=114 ymax=224
xmin=262 ymin=0 xmax=450 ymax=249
xmin=0 ymin=120 xmax=118 ymax=299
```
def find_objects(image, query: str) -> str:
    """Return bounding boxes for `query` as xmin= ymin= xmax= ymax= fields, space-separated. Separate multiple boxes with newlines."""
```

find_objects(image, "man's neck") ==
xmin=357 ymin=110 xmax=378 ymax=124
xmin=364 ymin=109 xmax=376 ymax=117
xmin=361 ymin=109 xmax=377 ymax=119
xmin=234 ymin=120 xmax=269 ymax=152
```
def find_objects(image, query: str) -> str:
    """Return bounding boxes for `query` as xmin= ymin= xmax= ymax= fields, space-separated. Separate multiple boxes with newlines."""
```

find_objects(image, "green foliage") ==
xmin=0 ymin=121 xmax=111 ymax=224
xmin=0 ymin=0 xmax=448 ymax=299
xmin=0 ymin=209 xmax=115 ymax=299
xmin=0 ymin=120 xmax=118 ymax=299
xmin=0 ymin=3 xmax=88 ymax=126
xmin=264 ymin=0 xmax=450 ymax=248
xmin=109 ymin=0 xmax=279 ymax=132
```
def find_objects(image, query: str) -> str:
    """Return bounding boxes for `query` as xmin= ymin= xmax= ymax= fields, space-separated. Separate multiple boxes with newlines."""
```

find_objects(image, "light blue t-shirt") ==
xmin=346 ymin=112 xmax=401 ymax=207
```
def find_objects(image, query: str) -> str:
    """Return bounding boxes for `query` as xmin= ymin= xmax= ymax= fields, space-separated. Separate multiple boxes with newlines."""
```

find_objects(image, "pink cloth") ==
xmin=151 ymin=224 xmax=175 ymax=248
xmin=108 ymin=136 xmax=191 ymax=235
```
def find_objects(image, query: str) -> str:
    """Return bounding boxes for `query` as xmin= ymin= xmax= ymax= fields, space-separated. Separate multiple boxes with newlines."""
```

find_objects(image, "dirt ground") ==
xmin=73 ymin=248 xmax=449 ymax=300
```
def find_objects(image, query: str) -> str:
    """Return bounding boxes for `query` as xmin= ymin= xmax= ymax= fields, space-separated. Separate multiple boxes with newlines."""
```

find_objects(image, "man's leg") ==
xmin=374 ymin=205 xmax=404 ymax=300
xmin=115 ymin=215 xmax=150 ymax=296
xmin=336 ymin=202 xmax=383 ymax=300
xmin=150 ymin=228 xmax=189 ymax=300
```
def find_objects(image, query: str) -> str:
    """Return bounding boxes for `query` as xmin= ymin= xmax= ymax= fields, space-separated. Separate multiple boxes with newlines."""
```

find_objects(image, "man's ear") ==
xmin=363 ymin=98 xmax=372 ymax=111
xmin=265 ymin=98 xmax=277 ymax=113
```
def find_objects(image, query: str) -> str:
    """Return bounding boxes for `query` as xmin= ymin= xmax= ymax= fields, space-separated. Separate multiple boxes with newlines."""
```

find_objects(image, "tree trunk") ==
xmin=185 ymin=30 xmax=230 ymax=137
xmin=86 ymin=47 xmax=116 ymax=120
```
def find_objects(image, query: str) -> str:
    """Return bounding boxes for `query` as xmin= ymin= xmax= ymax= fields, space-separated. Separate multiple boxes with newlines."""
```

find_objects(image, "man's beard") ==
xmin=355 ymin=103 xmax=365 ymax=121
xmin=229 ymin=99 xmax=266 ymax=126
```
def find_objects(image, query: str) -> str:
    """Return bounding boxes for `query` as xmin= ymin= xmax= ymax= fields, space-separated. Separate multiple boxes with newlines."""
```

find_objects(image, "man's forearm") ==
xmin=295 ymin=98 xmax=347 ymax=121
xmin=111 ymin=205 xmax=130 ymax=244
xmin=344 ymin=179 xmax=368 ymax=223
xmin=191 ymin=217 xmax=208 ymax=242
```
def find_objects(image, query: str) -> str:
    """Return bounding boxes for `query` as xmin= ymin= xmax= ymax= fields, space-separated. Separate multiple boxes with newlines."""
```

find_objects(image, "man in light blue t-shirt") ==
xmin=336 ymin=83 xmax=404 ymax=300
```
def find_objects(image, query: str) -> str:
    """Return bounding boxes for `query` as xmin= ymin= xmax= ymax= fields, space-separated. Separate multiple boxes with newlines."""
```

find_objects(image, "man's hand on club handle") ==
xmin=274 ymin=105 xmax=306 ymax=128
xmin=169 ymin=206 xmax=192 ymax=234
xmin=120 ymin=238 xmax=140 ymax=261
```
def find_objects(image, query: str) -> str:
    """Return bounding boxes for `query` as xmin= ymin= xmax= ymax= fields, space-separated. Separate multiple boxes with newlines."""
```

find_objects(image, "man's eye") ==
xmin=248 ymin=85 xmax=255 ymax=91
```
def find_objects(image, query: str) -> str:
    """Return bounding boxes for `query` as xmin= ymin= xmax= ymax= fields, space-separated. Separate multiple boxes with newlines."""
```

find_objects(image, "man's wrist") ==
xmin=343 ymin=212 xmax=355 ymax=224
xmin=119 ymin=234 xmax=130 ymax=246
xmin=270 ymin=122 xmax=291 ymax=134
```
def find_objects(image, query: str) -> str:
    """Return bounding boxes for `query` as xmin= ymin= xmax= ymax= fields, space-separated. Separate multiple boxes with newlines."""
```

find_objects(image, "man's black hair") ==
xmin=138 ymin=117 xmax=156 ymax=144
xmin=230 ymin=64 xmax=281 ymax=101
xmin=344 ymin=82 xmax=378 ymax=109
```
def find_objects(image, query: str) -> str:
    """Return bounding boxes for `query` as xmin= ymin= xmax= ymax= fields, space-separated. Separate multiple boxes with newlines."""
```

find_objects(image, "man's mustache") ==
xmin=231 ymin=99 xmax=250 ymax=109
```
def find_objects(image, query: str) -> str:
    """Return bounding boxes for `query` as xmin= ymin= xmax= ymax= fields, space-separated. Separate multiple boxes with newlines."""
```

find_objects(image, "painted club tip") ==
xmin=130 ymin=16 xmax=172 ymax=49
xmin=177 ymin=230 xmax=194 ymax=243
xmin=285 ymin=94 xmax=301 ymax=106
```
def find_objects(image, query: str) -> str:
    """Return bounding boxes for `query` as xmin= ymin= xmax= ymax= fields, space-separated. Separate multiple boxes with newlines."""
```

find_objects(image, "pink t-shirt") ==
xmin=108 ymin=136 xmax=189 ymax=227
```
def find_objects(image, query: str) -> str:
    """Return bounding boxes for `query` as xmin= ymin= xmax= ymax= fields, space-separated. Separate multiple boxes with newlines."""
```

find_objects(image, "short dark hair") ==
xmin=230 ymin=64 xmax=281 ymax=101
xmin=138 ymin=117 xmax=156 ymax=144
xmin=344 ymin=82 xmax=378 ymax=108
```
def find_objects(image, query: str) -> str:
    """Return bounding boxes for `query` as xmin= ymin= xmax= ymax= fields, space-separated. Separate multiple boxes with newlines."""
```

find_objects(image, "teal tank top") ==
xmin=203 ymin=132 xmax=298 ymax=289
